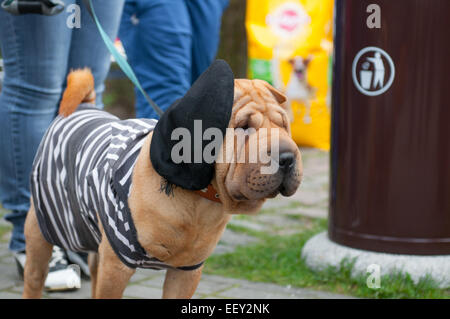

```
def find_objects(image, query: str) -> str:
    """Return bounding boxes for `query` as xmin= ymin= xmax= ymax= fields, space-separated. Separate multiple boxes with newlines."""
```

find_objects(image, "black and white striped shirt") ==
xmin=31 ymin=105 xmax=202 ymax=271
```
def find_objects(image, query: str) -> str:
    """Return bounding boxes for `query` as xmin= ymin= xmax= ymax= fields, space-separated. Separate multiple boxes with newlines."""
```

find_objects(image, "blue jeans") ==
xmin=0 ymin=0 xmax=124 ymax=252
xmin=119 ymin=0 xmax=229 ymax=119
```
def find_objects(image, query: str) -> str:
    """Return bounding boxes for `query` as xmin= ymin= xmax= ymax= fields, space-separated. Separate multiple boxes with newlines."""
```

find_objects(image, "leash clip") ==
xmin=1 ymin=0 xmax=65 ymax=16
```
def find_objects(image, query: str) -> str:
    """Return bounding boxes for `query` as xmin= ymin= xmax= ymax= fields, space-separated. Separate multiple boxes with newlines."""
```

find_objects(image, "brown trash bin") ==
xmin=329 ymin=0 xmax=450 ymax=255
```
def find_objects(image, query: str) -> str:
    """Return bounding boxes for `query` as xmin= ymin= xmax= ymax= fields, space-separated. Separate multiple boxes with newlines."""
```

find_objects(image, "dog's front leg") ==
xmin=88 ymin=252 xmax=99 ymax=298
xmin=162 ymin=265 xmax=203 ymax=299
xmin=23 ymin=201 xmax=53 ymax=299
xmin=94 ymin=239 xmax=135 ymax=299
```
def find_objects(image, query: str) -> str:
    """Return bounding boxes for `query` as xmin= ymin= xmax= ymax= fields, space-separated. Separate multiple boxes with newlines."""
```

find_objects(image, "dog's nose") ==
xmin=279 ymin=152 xmax=295 ymax=171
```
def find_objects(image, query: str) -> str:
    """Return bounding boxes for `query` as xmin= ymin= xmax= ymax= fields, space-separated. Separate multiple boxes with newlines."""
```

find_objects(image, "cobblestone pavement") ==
xmin=0 ymin=148 xmax=352 ymax=299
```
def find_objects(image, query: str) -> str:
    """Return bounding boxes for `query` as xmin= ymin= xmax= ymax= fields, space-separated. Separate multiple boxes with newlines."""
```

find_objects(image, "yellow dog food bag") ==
xmin=246 ymin=0 xmax=334 ymax=150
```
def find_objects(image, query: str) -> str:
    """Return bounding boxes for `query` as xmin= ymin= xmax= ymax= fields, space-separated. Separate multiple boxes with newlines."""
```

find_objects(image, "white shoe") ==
xmin=44 ymin=246 xmax=81 ymax=292
xmin=66 ymin=250 xmax=90 ymax=279
xmin=13 ymin=250 xmax=26 ymax=279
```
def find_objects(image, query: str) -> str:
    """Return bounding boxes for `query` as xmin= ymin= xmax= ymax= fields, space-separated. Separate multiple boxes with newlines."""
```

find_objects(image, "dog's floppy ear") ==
xmin=150 ymin=60 xmax=234 ymax=190
xmin=304 ymin=54 xmax=314 ymax=67
xmin=259 ymin=80 xmax=292 ymax=121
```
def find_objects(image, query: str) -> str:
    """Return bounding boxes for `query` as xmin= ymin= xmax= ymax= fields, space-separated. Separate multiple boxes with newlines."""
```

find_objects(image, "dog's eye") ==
xmin=271 ymin=112 xmax=285 ymax=128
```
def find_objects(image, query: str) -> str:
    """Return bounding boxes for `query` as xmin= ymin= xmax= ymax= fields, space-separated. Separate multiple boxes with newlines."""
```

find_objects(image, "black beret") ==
xmin=150 ymin=60 xmax=234 ymax=190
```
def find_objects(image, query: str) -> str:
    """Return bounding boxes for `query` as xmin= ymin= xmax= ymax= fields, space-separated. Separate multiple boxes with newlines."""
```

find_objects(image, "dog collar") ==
xmin=194 ymin=184 xmax=221 ymax=203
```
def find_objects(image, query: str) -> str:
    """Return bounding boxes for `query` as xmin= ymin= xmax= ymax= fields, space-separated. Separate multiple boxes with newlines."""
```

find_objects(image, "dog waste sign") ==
xmin=246 ymin=0 xmax=334 ymax=150
xmin=352 ymin=46 xmax=395 ymax=96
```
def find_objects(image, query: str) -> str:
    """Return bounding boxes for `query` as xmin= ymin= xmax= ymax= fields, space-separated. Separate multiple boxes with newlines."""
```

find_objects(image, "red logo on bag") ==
xmin=266 ymin=3 xmax=310 ymax=38
xmin=279 ymin=9 xmax=301 ymax=32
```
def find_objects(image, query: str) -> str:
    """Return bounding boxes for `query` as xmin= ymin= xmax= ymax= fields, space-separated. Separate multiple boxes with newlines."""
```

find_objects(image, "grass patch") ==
xmin=286 ymin=200 xmax=328 ymax=210
xmin=0 ymin=224 xmax=12 ymax=243
xmin=228 ymin=214 xmax=320 ymax=236
xmin=0 ymin=205 xmax=12 ymax=243
xmin=257 ymin=207 xmax=279 ymax=215
xmin=233 ymin=214 xmax=253 ymax=221
xmin=257 ymin=201 xmax=303 ymax=215
xmin=225 ymin=223 xmax=268 ymax=239
xmin=285 ymin=214 xmax=305 ymax=221
xmin=204 ymin=219 xmax=450 ymax=299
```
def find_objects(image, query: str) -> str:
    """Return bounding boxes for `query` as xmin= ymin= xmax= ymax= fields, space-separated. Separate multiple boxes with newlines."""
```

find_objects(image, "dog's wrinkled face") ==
xmin=215 ymin=79 xmax=303 ymax=214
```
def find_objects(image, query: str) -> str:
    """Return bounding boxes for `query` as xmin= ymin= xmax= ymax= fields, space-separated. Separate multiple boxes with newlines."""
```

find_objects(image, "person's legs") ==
xmin=64 ymin=0 xmax=124 ymax=275
xmin=119 ymin=0 xmax=192 ymax=118
xmin=186 ymin=0 xmax=229 ymax=82
xmin=0 ymin=6 xmax=74 ymax=252
xmin=68 ymin=0 xmax=125 ymax=108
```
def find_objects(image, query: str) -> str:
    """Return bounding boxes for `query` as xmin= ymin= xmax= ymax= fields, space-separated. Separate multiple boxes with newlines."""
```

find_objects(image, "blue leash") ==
xmin=82 ymin=0 xmax=164 ymax=117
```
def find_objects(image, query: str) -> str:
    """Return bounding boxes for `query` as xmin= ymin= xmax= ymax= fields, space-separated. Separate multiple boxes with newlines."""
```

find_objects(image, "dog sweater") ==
xmin=31 ymin=105 xmax=203 ymax=271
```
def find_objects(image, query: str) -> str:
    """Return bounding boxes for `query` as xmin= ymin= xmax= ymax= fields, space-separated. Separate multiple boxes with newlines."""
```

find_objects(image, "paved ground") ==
xmin=0 ymin=148 xmax=352 ymax=299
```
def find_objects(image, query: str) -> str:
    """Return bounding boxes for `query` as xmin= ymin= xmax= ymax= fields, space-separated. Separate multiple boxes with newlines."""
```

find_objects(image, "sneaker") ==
xmin=44 ymin=246 xmax=81 ymax=292
xmin=13 ymin=246 xmax=81 ymax=291
xmin=66 ymin=250 xmax=90 ymax=279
